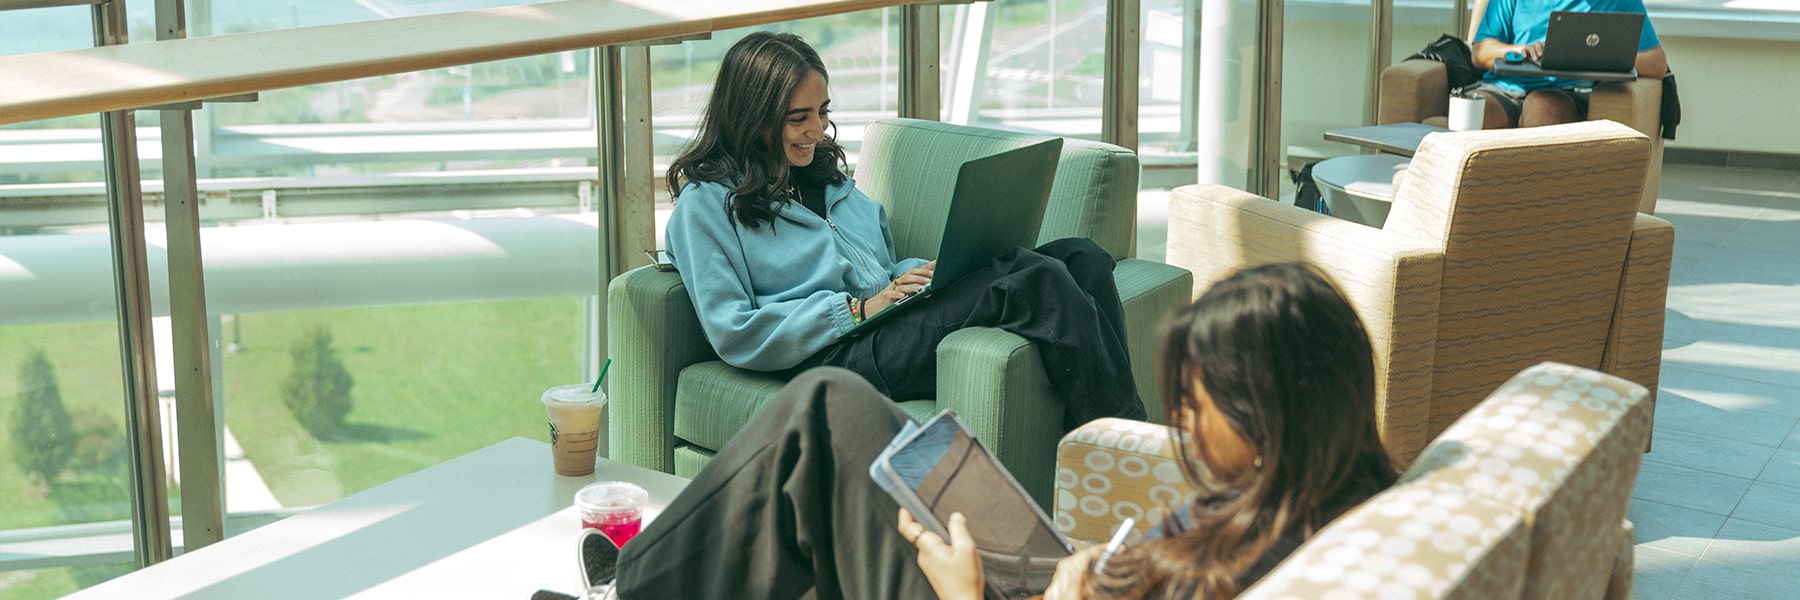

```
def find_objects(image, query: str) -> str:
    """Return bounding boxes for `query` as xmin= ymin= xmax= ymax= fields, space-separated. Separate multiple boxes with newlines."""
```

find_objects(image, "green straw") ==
xmin=590 ymin=358 xmax=612 ymax=393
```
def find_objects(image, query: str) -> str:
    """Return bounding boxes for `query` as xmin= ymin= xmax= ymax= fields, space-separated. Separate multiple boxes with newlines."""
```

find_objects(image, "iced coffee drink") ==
xmin=543 ymin=384 xmax=606 ymax=476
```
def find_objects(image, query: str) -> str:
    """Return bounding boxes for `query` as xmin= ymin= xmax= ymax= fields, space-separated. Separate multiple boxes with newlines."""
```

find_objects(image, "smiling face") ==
xmin=781 ymin=70 xmax=830 ymax=167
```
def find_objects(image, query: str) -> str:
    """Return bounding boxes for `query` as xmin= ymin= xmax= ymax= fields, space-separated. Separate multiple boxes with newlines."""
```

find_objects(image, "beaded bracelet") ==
xmin=848 ymin=295 xmax=864 ymax=324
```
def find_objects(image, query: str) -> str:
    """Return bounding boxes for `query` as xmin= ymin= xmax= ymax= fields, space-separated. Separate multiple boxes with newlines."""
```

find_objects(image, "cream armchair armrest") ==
xmin=1590 ymin=77 xmax=1665 ymax=213
xmin=1602 ymin=213 xmax=1673 ymax=443
xmin=1379 ymin=59 xmax=1451 ymax=126
xmin=1053 ymin=418 xmax=1208 ymax=546
xmin=1166 ymin=184 xmax=1445 ymax=461
xmin=1588 ymin=77 xmax=1661 ymax=138
xmin=1240 ymin=480 xmax=1532 ymax=600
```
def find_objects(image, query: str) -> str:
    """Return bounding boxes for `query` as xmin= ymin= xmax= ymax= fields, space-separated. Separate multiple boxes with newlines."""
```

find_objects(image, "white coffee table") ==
xmin=1311 ymin=154 xmax=1409 ymax=228
xmin=65 ymin=437 xmax=690 ymax=599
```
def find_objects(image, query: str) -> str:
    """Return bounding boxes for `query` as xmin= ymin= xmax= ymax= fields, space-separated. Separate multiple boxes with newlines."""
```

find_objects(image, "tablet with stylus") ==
xmin=870 ymin=410 xmax=1074 ymax=598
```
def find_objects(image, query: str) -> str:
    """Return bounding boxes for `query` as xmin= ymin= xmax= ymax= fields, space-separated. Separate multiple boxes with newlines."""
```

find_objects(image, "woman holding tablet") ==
xmin=603 ymin=262 xmax=1397 ymax=600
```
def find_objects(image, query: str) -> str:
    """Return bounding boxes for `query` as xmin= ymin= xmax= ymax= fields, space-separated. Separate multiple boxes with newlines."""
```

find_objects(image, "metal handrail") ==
xmin=0 ymin=0 xmax=928 ymax=126
xmin=0 ymin=0 xmax=108 ymax=10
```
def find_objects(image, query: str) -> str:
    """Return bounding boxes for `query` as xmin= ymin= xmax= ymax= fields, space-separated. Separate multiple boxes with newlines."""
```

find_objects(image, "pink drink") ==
xmin=584 ymin=512 xmax=642 ymax=547
xmin=575 ymin=481 xmax=648 ymax=546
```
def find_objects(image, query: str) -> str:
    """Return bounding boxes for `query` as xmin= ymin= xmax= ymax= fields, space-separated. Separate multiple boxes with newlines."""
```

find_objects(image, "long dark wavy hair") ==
xmin=1087 ymin=263 xmax=1396 ymax=599
xmin=665 ymin=31 xmax=847 ymax=229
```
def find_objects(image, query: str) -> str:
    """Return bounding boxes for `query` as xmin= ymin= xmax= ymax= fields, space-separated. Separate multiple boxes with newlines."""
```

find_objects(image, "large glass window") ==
xmin=4 ymin=4 xmax=601 ymax=597
xmin=4 ymin=4 xmax=143 ymax=597
xmin=648 ymin=9 xmax=910 ymax=180
xmin=966 ymin=0 xmax=1108 ymax=138
xmin=6 ymin=0 xmax=1798 ymax=597
xmin=1 ymin=112 xmax=140 ymax=596
xmin=1283 ymin=0 xmax=1379 ymax=193
xmin=184 ymin=53 xmax=605 ymax=513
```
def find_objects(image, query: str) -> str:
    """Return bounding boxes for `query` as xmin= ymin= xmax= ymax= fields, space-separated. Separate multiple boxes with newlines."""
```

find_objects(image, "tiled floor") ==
xmin=1137 ymin=162 xmax=1800 ymax=599
xmin=1622 ymin=164 xmax=1800 ymax=600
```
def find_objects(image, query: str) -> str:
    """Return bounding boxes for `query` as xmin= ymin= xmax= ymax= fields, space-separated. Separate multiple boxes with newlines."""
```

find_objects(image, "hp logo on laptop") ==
xmin=1586 ymin=33 xmax=1601 ymax=47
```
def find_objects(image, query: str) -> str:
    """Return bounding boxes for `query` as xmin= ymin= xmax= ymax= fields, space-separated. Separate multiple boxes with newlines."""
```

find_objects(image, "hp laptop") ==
xmin=1540 ymin=11 xmax=1643 ymax=75
xmin=842 ymin=138 xmax=1063 ymax=336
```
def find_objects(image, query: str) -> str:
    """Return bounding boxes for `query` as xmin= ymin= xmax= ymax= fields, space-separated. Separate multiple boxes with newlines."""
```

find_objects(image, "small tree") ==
xmin=51 ymin=410 xmax=133 ymax=531
xmin=282 ymin=326 xmax=355 ymax=435
xmin=10 ymin=350 xmax=75 ymax=486
xmin=69 ymin=408 xmax=129 ymax=492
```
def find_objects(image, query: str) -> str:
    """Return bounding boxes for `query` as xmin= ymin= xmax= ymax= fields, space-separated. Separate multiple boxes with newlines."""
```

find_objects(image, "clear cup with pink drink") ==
xmin=575 ymin=481 xmax=648 ymax=547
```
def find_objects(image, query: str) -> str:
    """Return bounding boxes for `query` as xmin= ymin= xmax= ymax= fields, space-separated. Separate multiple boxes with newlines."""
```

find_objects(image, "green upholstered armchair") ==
xmin=607 ymin=118 xmax=1193 ymax=507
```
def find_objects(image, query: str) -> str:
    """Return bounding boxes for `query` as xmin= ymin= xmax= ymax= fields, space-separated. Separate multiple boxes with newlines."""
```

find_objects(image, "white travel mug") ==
xmin=1448 ymin=92 xmax=1486 ymax=132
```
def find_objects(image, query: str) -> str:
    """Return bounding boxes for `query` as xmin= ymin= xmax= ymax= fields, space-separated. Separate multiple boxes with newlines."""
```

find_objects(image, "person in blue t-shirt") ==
xmin=1468 ymin=0 xmax=1668 ymax=128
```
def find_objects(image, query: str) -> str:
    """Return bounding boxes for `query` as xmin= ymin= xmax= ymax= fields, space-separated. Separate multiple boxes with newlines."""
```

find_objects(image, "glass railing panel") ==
xmin=1 ymin=46 xmax=605 ymax=584
xmin=198 ymin=0 xmax=569 ymax=35
xmin=179 ymin=51 xmax=603 ymax=521
xmin=1 ymin=4 xmax=79 ymax=53
xmin=1142 ymin=0 xmax=1195 ymax=159
xmin=215 ymin=299 xmax=586 ymax=505
xmin=647 ymin=7 xmax=907 ymax=185
xmin=1393 ymin=0 xmax=1462 ymax=66
xmin=143 ymin=53 xmax=607 ymax=547
xmin=0 ymin=116 xmax=138 ymax=599
xmin=967 ymin=0 xmax=1107 ymax=139
xmin=1283 ymin=0 xmax=1378 ymax=196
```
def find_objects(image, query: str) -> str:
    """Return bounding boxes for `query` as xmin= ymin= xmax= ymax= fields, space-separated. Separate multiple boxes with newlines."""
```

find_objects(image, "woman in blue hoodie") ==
xmin=662 ymin=31 xmax=1143 ymax=428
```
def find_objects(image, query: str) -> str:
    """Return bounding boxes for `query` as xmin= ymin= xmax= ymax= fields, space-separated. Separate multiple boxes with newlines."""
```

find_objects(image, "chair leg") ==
xmin=1605 ymin=519 xmax=1636 ymax=600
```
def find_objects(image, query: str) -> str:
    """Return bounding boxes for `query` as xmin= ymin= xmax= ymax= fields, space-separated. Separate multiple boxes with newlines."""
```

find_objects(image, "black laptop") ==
xmin=1492 ymin=11 xmax=1643 ymax=82
xmin=1541 ymin=11 xmax=1643 ymax=72
xmin=841 ymin=138 xmax=1063 ymax=336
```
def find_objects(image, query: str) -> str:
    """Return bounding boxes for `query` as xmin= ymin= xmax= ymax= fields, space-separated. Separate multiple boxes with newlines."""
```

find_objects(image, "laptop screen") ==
xmin=1541 ymin=11 xmax=1644 ymax=73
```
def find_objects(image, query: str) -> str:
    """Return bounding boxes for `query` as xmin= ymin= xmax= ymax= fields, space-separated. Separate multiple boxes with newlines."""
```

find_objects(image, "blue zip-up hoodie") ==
xmin=665 ymin=177 xmax=930 ymax=371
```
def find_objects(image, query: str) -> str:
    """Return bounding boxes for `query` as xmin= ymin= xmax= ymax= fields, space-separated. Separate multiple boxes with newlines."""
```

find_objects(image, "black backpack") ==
xmin=1409 ymin=34 xmax=1482 ymax=91
xmin=1291 ymin=162 xmax=1328 ymax=215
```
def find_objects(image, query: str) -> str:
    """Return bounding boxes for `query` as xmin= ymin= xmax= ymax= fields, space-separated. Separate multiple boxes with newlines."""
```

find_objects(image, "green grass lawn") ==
xmin=0 ymin=320 xmax=134 ymax=530
xmin=221 ymin=298 xmax=584 ymax=505
xmin=0 ymin=297 xmax=587 ymax=598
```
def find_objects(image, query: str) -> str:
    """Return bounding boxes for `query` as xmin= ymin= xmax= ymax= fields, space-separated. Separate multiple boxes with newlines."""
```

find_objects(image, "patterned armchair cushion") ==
xmin=1402 ymin=362 xmax=1653 ymax=600
xmin=1053 ymin=363 xmax=1645 ymax=599
xmin=1239 ymin=480 xmax=1530 ymax=600
xmin=1053 ymin=418 xmax=1208 ymax=546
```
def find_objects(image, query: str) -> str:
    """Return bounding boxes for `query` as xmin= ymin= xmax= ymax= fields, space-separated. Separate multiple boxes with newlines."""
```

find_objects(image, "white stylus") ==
xmin=1093 ymin=517 xmax=1135 ymax=575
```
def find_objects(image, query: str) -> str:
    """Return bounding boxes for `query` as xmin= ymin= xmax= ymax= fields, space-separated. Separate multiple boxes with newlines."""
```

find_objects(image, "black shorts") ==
xmin=1468 ymin=82 xmax=1590 ymax=127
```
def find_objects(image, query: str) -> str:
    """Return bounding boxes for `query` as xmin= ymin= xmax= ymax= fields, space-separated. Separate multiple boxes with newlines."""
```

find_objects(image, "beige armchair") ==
xmin=1054 ymin=362 xmax=1654 ymax=599
xmin=1167 ymin=121 xmax=1671 ymax=462
xmin=1379 ymin=30 xmax=1665 ymax=214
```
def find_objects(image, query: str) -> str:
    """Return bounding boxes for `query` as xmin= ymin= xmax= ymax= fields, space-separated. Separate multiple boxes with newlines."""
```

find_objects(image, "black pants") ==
xmin=615 ymin=368 xmax=936 ymax=600
xmin=797 ymin=237 xmax=1144 ymax=430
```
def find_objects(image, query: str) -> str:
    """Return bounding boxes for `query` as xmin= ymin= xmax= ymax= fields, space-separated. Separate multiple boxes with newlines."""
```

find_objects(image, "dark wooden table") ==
xmin=1323 ymin=122 xmax=1451 ymax=157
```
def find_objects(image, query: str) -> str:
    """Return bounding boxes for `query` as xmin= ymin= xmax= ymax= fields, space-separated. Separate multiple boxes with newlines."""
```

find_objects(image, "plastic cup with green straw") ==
xmin=590 ymin=358 xmax=612 ymax=394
